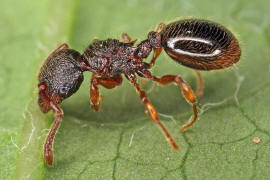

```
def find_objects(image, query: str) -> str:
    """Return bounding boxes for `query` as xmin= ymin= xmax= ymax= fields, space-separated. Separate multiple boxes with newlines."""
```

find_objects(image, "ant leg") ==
xmin=92 ymin=38 xmax=99 ymax=43
xmin=156 ymin=23 xmax=166 ymax=32
xmin=121 ymin=33 xmax=132 ymax=43
xmin=148 ymin=23 xmax=166 ymax=68
xmin=90 ymin=74 xmax=122 ymax=111
xmin=149 ymin=48 xmax=162 ymax=67
xmin=129 ymin=76 xmax=179 ymax=150
xmin=142 ymin=47 xmax=161 ymax=86
xmin=121 ymin=33 xmax=137 ymax=45
xmin=151 ymin=75 xmax=198 ymax=132
xmin=38 ymin=82 xmax=63 ymax=166
xmin=194 ymin=70 xmax=204 ymax=97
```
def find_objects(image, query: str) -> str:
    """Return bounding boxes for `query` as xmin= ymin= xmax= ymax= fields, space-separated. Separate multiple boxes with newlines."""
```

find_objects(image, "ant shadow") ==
xmin=62 ymin=76 xmax=190 ymax=127
xmin=61 ymin=68 xmax=237 ymax=128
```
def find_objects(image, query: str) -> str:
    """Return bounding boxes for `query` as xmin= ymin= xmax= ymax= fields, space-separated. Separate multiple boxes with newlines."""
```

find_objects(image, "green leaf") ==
xmin=1 ymin=0 xmax=270 ymax=179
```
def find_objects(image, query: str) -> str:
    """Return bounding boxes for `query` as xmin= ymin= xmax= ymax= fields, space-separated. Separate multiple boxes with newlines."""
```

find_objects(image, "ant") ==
xmin=38 ymin=19 xmax=241 ymax=165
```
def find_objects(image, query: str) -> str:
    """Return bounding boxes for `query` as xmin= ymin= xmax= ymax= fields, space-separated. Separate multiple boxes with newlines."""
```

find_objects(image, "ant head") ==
xmin=39 ymin=49 xmax=84 ymax=99
xmin=148 ymin=31 xmax=162 ymax=49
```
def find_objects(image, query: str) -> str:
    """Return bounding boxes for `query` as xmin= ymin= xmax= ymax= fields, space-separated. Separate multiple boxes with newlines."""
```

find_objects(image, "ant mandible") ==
xmin=38 ymin=19 xmax=241 ymax=165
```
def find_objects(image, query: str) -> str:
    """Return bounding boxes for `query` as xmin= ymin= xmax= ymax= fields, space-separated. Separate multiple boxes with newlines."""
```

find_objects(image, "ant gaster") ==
xmin=38 ymin=19 xmax=241 ymax=165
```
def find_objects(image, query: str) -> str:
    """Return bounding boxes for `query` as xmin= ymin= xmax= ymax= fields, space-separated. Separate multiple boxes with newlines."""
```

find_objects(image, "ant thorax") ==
xmin=81 ymin=38 xmax=143 ymax=77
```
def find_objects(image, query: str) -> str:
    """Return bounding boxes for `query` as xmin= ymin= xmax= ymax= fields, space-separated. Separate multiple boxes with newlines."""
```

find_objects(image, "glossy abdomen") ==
xmin=161 ymin=19 xmax=241 ymax=70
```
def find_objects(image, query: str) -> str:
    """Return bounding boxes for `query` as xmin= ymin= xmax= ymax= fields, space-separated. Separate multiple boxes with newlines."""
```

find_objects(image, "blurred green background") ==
xmin=1 ymin=0 xmax=270 ymax=179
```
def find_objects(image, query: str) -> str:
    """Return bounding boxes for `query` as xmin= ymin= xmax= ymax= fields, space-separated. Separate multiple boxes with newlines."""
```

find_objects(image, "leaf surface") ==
xmin=1 ymin=0 xmax=270 ymax=179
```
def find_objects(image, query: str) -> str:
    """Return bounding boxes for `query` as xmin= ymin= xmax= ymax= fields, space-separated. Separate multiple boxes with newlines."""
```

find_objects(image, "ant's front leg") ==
xmin=90 ymin=74 xmax=122 ymax=111
xmin=127 ymin=74 xmax=179 ymax=150
xmin=38 ymin=82 xmax=63 ymax=166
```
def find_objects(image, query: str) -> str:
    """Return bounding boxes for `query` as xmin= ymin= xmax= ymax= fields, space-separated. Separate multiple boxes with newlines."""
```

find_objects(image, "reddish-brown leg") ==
xmin=129 ymin=77 xmax=179 ymax=150
xmin=121 ymin=33 xmax=132 ymax=43
xmin=121 ymin=33 xmax=137 ymax=45
xmin=150 ymin=75 xmax=198 ymax=132
xmin=90 ymin=74 xmax=123 ymax=111
xmin=156 ymin=23 xmax=166 ymax=32
xmin=149 ymin=48 xmax=162 ymax=67
xmin=148 ymin=23 xmax=166 ymax=67
xmin=92 ymin=38 xmax=99 ymax=43
xmin=140 ymin=78 xmax=148 ymax=87
xmin=194 ymin=70 xmax=204 ymax=97
xmin=38 ymin=82 xmax=63 ymax=166
xmin=141 ymin=58 xmax=158 ymax=86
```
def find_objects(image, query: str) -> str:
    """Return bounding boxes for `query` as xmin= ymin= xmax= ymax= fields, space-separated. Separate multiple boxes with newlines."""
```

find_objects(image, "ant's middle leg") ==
xmin=121 ymin=33 xmax=137 ymax=46
xmin=90 ymin=74 xmax=122 ymax=111
xmin=128 ymin=75 xmax=179 ymax=150
xmin=121 ymin=33 xmax=132 ymax=43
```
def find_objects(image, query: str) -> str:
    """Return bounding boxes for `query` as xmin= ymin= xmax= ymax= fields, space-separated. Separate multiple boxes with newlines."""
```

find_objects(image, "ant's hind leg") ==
xmin=149 ymin=48 xmax=162 ymax=67
xmin=90 ymin=74 xmax=123 ymax=111
xmin=156 ymin=23 xmax=166 ymax=32
xmin=147 ymin=23 xmax=166 ymax=68
xmin=193 ymin=70 xmax=204 ymax=97
xmin=150 ymin=75 xmax=198 ymax=132
xmin=38 ymin=82 xmax=63 ymax=166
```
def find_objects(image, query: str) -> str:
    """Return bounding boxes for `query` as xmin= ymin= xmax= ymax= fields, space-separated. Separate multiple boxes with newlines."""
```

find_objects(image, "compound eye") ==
xmin=59 ymin=85 xmax=69 ymax=95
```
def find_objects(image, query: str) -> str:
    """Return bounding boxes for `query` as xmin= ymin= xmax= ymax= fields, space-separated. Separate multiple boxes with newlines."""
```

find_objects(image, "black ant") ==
xmin=38 ymin=19 xmax=241 ymax=165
